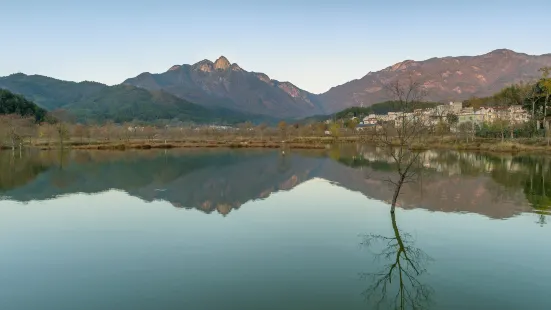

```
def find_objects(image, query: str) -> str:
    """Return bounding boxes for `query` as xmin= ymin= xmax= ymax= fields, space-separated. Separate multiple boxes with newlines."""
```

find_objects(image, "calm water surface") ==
xmin=0 ymin=146 xmax=550 ymax=310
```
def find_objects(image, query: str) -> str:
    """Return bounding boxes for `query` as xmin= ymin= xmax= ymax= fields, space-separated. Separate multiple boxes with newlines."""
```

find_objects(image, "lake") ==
xmin=1 ymin=146 xmax=550 ymax=310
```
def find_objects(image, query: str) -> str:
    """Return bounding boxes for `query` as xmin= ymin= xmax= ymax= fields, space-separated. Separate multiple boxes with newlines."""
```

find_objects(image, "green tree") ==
xmin=55 ymin=122 xmax=69 ymax=148
xmin=446 ymin=112 xmax=458 ymax=133
xmin=0 ymin=89 xmax=47 ymax=122
xmin=347 ymin=118 xmax=359 ymax=131
xmin=329 ymin=122 xmax=340 ymax=138
xmin=539 ymin=67 xmax=551 ymax=144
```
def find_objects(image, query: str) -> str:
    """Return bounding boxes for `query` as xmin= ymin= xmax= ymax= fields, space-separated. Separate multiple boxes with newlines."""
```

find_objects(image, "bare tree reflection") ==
xmin=360 ymin=211 xmax=433 ymax=309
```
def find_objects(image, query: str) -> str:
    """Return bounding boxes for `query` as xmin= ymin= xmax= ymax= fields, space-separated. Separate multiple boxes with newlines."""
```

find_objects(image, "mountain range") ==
xmin=319 ymin=49 xmax=551 ymax=112
xmin=1 ymin=49 xmax=550 ymax=122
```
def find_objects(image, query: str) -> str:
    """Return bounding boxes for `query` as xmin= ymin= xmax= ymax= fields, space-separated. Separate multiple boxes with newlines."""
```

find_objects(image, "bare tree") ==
xmin=143 ymin=126 xmax=156 ymax=142
xmin=458 ymin=121 xmax=474 ymax=142
xmin=121 ymin=122 xmax=134 ymax=142
xmin=256 ymin=123 xmax=267 ymax=140
xmin=72 ymin=124 xmax=87 ymax=143
xmin=0 ymin=117 xmax=7 ymax=147
xmin=0 ymin=115 xmax=34 ymax=151
xmin=278 ymin=121 xmax=287 ymax=141
xmin=56 ymin=122 xmax=69 ymax=148
xmin=375 ymin=75 xmax=428 ymax=213
xmin=103 ymin=120 xmax=115 ymax=141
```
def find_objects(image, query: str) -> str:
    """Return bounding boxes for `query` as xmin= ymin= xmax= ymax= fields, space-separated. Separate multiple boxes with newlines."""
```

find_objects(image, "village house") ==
xmin=353 ymin=99 xmax=531 ymax=131
xmin=361 ymin=116 xmax=378 ymax=125
xmin=508 ymin=105 xmax=529 ymax=123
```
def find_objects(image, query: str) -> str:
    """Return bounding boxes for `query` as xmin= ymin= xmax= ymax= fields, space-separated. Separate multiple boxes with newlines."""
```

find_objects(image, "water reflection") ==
xmin=0 ymin=146 xmax=550 ymax=223
xmin=336 ymin=145 xmax=551 ymax=224
xmin=1 ymin=148 xmax=551 ymax=310
xmin=360 ymin=212 xmax=433 ymax=309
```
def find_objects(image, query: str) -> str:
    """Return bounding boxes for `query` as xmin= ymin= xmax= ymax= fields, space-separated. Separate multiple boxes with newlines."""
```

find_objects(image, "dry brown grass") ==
xmin=63 ymin=140 xmax=327 ymax=150
xmin=12 ymin=134 xmax=551 ymax=153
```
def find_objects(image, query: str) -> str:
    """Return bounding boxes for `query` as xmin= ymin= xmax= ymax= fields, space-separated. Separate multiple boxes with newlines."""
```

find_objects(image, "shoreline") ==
xmin=30 ymin=140 xmax=329 ymax=151
xmin=3 ymin=136 xmax=551 ymax=154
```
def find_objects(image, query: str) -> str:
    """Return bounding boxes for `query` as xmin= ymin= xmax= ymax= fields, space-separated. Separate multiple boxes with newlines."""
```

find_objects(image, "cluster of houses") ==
xmin=355 ymin=101 xmax=531 ymax=130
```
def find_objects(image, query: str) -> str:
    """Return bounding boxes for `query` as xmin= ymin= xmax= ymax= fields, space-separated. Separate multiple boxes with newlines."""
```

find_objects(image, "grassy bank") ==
xmin=5 ymin=135 xmax=551 ymax=153
xmin=26 ymin=137 xmax=333 ymax=150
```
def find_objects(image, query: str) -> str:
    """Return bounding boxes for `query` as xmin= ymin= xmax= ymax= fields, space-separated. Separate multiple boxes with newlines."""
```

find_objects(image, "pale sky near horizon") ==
xmin=1 ymin=0 xmax=550 ymax=94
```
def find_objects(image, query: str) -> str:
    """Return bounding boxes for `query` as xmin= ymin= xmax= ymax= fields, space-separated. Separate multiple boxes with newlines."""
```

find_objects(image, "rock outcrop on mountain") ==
xmin=123 ymin=56 xmax=325 ymax=119
xmin=318 ymin=49 xmax=551 ymax=113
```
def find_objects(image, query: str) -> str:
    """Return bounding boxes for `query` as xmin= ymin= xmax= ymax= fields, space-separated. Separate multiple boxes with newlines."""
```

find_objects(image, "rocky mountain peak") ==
xmin=230 ymin=63 xmax=243 ymax=71
xmin=214 ymin=56 xmax=231 ymax=70
xmin=384 ymin=60 xmax=418 ymax=72
xmin=122 ymin=56 xmax=323 ymax=119
xmin=193 ymin=59 xmax=214 ymax=72
xmin=254 ymin=72 xmax=271 ymax=84
xmin=167 ymin=65 xmax=181 ymax=72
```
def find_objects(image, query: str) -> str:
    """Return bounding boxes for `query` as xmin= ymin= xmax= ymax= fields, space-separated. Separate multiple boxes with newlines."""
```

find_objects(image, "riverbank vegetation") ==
xmin=3 ymin=113 xmax=551 ymax=152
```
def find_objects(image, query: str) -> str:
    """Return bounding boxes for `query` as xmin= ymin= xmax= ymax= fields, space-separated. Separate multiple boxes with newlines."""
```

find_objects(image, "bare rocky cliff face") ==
xmin=123 ymin=56 xmax=325 ymax=119
xmin=318 ymin=49 xmax=551 ymax=113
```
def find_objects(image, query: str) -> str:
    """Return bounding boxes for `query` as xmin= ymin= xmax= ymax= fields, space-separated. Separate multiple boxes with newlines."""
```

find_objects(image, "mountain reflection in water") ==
xmin=0 ymin=146 xmax=550 ymax=222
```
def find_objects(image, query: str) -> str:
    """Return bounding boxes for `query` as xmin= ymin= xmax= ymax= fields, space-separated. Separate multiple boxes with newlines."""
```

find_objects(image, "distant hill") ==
xmin=0 ymin=74 xmax=274 ymax=124
xmin=319 ymin=49 xmax=551 ymax=113
xmin=0 ymin=73 xmax=105 ymax=111
xmin=0 ymin=89 xmax=48 ymax=122
xmin=123 ymin=56 xmax=325 ymax=119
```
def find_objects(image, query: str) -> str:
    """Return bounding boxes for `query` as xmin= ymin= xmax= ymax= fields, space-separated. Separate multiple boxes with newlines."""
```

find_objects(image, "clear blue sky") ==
xmin=2 ymin=0 xmax=549 ymax=94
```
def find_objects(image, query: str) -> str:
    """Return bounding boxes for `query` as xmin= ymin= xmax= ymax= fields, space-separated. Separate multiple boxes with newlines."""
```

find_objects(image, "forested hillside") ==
xmin=0 ymin=89 xmax=48 ymax=122
xmin=0 ymin=74 xmax=275 ymax=124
